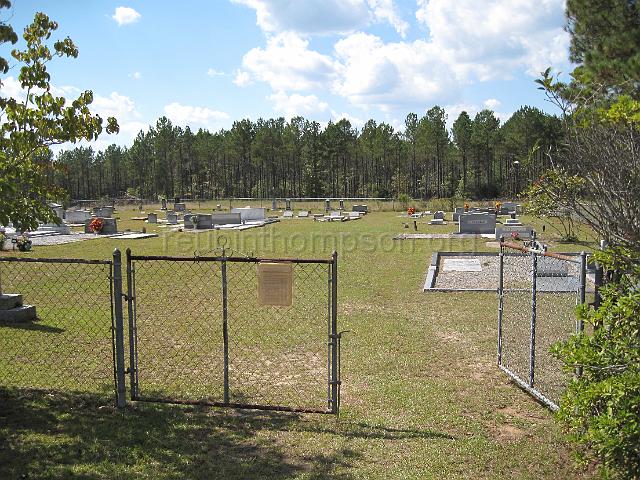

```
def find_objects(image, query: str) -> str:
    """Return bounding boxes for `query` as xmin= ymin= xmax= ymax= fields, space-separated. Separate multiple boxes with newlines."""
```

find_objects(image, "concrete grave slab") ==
xmin=442 ymin=258 xmax=482 ymax=272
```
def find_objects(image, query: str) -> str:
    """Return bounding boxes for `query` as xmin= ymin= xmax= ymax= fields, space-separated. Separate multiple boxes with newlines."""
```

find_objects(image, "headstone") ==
xmin=161 ymin=199 xmax=167 ymax=210
xmin=453 ymin=207 xmax=465 ymax=222
xmin=348 ymin=211 xmax=361 ymax=219
xmin=174 ymin=203 xmax=186 ymax=212
xmin=298 ymin=211 xmax=309 ymax=218
xmin=216 ymin=204 xmax=222 ymax=211
xmin=272 ymin=198 xmax=277 ymax=210
xmin=0 ymin=294 xmax=37 ymax=322
xmin=499 ymin=202 xmax=519 ymax=215
xmin=147 ymin=213 xmax=158 ymax=223
xmin=84 ymin=217 xmax=117 ymax=234
xmin=433 ymin=211 xmax=445 ymax=220
xmin=352 ymin=204 xmax=368 ymax=214
xmin=92 ymin=206 xmax=114 ymax=218
xmin=537 ymin=256 xmax=569 ymax=277
xmin=65 ymin=210 xmax=92 ymax=223
xmin=166 ymin=212 xmax=178 ymax=224
xmin=504 ymin=218 xmax=522 ymax=226
xmin=211 ymin=213 xmax=242 ymax=225
xmin=231 ymin=207 xmax=267 ymax=222
xmin=282 ymin=210 xmax=294 ymax=218
xmin=458 ymin=212 xmax=496 ymax=234
xmin=495 ymin=225 xmax=533 ymax=240
xmin=429 ymin=218 xmax=445 ymax=225
xmin=339 ymin=199 xmax=345 ymax=210
xmin=50 ymin=203 xmax=64 ymax=220
xmin=196 ymin=214 xmax=213 ymax=229
xmin=325 ymin=199 xmax=331 ymax=212
xmin=285 ymin=198 xmax=292 ymax=210
xmin=183 ymin=214 xmax=195 ymax=228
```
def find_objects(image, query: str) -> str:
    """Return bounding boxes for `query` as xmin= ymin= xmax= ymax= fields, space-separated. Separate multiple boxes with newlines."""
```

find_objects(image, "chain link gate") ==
xmin=498 ymin=238 xmax=587 ymax=410
xmin=125 ymin=249 xmax=341 ymax=414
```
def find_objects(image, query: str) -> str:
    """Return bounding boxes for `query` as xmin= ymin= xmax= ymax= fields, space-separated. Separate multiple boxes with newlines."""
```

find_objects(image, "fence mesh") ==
xmin=499 ymin=246 xmax=585 ymax=409
xmin=0 ymin=258 xmax=115 ymax=396
xmin=129 ymin=255 xmax=333 ymax=412
xmin=500 ymin=253 xmax=532 ymax=383
xmin=130 ymin=259 xmax=225 ymax=403
xmin=226 ymin=261 xmax=330 ymax=411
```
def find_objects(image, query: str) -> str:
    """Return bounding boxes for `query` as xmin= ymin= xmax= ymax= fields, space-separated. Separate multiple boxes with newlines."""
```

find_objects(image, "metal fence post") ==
xmin=221 ymin=253 xmax=230 ymax=405
xmin=329 ymin=251 xmax=339 ymax=414
xmin=112 ymin=249 xmax=127 ymax=408
xmin=529 ymin=252 xmax=537 ymax=388
xmin=125 ymin=248 xmax=138 ymax=399
xmin=497 ymin=240 xmax=504 ymax=366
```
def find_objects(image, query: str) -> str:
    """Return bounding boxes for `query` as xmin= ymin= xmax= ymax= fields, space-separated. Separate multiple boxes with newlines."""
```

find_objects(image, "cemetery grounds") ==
xmin=0 ymin=202 xmax=598 ymax=479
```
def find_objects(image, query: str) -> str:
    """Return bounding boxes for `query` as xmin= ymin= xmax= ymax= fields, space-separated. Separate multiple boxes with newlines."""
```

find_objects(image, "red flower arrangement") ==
xmin=407 ymin=207 xmax=416 ymax=215
xmin=511 ymin=231 xmax=520 ymax=240
xmin=463 ymin=203 xmax=470 ymax=212
xmin=89 ymin=218 xmax=104 ymax=233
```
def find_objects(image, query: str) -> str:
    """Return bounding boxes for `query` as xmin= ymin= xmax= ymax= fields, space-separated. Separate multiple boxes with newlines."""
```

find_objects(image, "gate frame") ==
xmin=124 ymin=249 xmax=341 ymax=415
xmin=497 ymin=237 xmax=587 ymax=411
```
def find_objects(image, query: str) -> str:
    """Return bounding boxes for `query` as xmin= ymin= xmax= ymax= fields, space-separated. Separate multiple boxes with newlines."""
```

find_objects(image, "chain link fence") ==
xmin=126 ymin=250 xmax=340 ymax=414
xmin=498 ymin=240 xmax=588 ymax=410
xmin=0 ymin=257 xmax=116 ymax=397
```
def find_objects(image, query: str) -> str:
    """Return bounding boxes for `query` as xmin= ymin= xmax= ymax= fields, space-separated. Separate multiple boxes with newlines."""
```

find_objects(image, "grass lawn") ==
xmin=0 ymin=203 xmax=598 ymax=479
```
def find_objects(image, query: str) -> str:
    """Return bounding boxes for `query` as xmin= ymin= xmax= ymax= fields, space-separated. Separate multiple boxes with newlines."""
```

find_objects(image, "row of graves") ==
xmin=148 ymin=206 xmax=278 ymax=231
xmin=280 ymin=199 xmax=367 ymax=222
xmin=398 ymin=201 xmax=531 ymax=241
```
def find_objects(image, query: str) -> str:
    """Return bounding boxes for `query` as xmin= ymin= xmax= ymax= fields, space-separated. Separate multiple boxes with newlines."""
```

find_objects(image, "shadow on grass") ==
xmin=0 ymin=388 xmax=454 ymax=479
xmin=0 ymin=320 xmax=64 ymax=333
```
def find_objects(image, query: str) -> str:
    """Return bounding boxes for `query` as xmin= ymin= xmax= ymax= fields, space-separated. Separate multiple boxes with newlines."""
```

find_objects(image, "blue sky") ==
xmin=3 ymin=0 xmax=572 ymax=149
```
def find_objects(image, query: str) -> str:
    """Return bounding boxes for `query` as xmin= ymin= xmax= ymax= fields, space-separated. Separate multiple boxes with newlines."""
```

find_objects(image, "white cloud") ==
xmin=232 ymin=0 xmax=371 ymax=34
xmin=415 ymin=0 xmax=569 ymax=81
xmin=368 ymin=0 xmax=409 ymax=38
xmin=207 ymin=68 xmax=225 ymax=77
xmin=164 ymin=102 xmax=230 ymax=127
xmin=233 ymin=70 xmax=252 ymax=87
xmin=330 ymin=110 xmax=366 ymax=129
xmin=240 ymin=32 xmax=339 ymax=91
xmin=232 ymin=0 xmax=408 ymax=36
xmin=484 ymin=98 xmax=501 ymax=109
xmin=269 ymin=91 xmax=328 ymax=118
xmin=128 ymin=71 xmax=142 ymax=80
xmin=112 ymin=7 xmax=141 ymax=26
xmin=333 ymin=33 xmax=458 ymax=109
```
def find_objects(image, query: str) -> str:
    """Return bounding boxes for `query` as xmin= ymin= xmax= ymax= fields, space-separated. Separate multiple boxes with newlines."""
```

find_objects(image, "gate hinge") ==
xmin=121 ymin=293 xmax=134 ymax=301
xmin=329 ymin=380 xmax=342 ymax=385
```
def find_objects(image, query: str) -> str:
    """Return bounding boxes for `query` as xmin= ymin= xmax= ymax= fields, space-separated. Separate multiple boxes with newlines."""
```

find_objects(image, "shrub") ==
xmin=553 ymin=248 xmax=640 ymax=479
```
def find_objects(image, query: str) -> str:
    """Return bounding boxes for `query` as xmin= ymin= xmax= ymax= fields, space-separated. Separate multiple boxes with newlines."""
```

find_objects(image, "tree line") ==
xmin=54 ymin=105 xmax=563 ymax=202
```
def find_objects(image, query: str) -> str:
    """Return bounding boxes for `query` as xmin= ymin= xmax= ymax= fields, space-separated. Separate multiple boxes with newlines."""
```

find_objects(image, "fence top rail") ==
xmin=127 ymin=253 xmax=334 ymax=264
xmin=500 ymin=241 xmax=582 ymax=263
xmin=0 ymin=256 xmax=112 ymax=265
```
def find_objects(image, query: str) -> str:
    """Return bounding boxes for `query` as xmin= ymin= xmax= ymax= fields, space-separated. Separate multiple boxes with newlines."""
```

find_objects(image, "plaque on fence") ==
xmin=257 ymin=262 xmax=293 ymax=306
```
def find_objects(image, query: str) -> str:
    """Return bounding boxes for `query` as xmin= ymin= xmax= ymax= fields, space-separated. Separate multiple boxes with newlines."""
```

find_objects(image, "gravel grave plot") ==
xmin=433 ymin=254 xmax=582 ymax=291
xmin=25 ymin=233 xmax=98 ymax=246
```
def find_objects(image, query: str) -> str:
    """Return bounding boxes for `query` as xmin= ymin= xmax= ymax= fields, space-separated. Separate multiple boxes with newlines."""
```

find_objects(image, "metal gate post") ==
xmin=112 ymin=249 xmax=127 ymax=407
xmin=329 ymin=251 xmax=339 ymax=414
xmin=497 ymin=237 xmax=504 ymax=366
xmin=125 ymin=248 xmax=139 ymax=399
xmin=221 ymin=254 xmax=230 ymax=405
xmin=529 ymin=252 xmax=537 ymax=388
xmin=576 ymin=251 xmax=588 ymax=378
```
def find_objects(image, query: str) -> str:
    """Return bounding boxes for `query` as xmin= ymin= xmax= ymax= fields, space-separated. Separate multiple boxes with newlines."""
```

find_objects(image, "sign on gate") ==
xmin=257 ymin=262 xmax=293 ymax=306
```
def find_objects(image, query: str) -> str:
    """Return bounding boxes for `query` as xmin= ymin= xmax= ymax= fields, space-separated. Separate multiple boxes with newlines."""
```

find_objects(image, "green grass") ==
xmin=0 ymin=203 xmax=598 ymax=479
